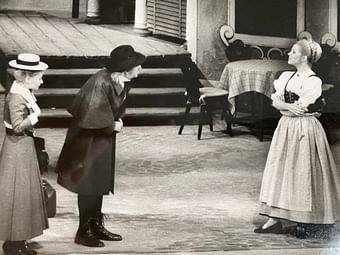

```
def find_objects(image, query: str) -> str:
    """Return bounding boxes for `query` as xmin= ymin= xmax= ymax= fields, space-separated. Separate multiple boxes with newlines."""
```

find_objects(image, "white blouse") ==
xmin=271 ymin=70 xmax=322 ymax=107
xmin=6 ymin=81 xmax=41 ymax=126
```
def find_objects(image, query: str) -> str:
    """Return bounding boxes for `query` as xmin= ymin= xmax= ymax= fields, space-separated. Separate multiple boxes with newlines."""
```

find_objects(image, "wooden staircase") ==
xmin=34 ymin=58 xmax=200 ymax=127
xmin=0 ymin=11 xmax=201 ymax=127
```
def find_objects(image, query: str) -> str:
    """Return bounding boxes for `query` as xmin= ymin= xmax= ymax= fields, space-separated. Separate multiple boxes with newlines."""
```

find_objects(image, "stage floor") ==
xmin=0 ymin=10 xmax=189 ymax=58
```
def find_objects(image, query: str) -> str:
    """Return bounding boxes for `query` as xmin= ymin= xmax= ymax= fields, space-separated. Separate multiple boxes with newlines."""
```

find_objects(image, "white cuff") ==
xmin=28 ymin=114 xmax=39 ymax=125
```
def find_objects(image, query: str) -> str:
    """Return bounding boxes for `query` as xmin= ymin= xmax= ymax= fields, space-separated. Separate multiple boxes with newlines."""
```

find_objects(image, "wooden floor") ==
xmin=0 ymin=10 xmax=189 ymax=58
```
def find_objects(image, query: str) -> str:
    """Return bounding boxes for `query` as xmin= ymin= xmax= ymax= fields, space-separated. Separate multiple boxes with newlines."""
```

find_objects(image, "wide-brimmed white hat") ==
xmin=9 ymin=53 xmax=48 ymax=71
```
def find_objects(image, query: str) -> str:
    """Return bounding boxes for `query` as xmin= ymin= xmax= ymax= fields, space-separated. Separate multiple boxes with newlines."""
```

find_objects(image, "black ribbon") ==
xmin=17 ymin=58 xmax=39 ymax=66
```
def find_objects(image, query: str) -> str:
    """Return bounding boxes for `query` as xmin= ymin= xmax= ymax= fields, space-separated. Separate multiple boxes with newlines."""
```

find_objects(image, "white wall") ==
xmin=195 ymin=0 xmax=229 ymax=79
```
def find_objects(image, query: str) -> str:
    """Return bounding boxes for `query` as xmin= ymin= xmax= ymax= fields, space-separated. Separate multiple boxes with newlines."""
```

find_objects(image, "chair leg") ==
xmin=221 ymin=110 xmax=226 ymax=120
xmin=198 ymin=124 xmax=203 ymax=140
xmin=222 ymin=98 xmax=233 ymax=136
xmin=198 ymin=104 xmax=206 ymax=140
xmin=206 ymin=105 xmax=214 ymax=132
xmin=225 ymin=111 xmax=233 ymax=136
xmin=178 ymin=101 xmax=192 ymax=135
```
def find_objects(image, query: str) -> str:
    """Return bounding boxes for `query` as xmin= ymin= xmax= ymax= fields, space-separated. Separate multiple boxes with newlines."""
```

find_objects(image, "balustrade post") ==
xmin=86 ymin=0 xmax=101 ymax=24
xmin=134 ymin=0 xmax=150 ymax=36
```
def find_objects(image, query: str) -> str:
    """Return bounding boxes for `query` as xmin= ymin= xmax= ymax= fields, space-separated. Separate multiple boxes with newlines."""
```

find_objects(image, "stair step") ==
xmin=36 ymin=87 xmax=187 ymax=108
xmin=42 ymin=68 xmax=186 ymax=88
xmin=35 ymin=87 xmax=186 ymax=97
xmin=129 ymin=87 xmax=186 ymax=96
xmin=125 ymin=106 xmax=200 ymax=117
xmin=139 ymin=68 xmax=183 ymax=78
xmin=36 ymin=88 xmax=79 ymax=96
xmin=44 ymin=68 xmax=183 ymax=77
xmin=40 ymin=108 xmax=72 ymax=118
xmin=44 ymin=68 xmax=100 ymax=76
xmin=40 ymin=106 xmax=200 ymax=119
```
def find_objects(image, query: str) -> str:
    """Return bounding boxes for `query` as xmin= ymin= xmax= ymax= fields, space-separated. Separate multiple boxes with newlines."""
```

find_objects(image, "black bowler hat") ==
xmin=106 ymin=45 xmax=146 ymax=72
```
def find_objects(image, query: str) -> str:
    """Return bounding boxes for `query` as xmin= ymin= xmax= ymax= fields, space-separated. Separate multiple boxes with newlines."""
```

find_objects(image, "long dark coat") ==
xmin=57 ymin=69 xmax=129 ymax=195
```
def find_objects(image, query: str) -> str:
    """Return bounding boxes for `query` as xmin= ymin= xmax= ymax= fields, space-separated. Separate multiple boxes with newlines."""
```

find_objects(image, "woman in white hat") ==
xmin=254 ymin=39 xmax=340 ymax=238
xmin=0 ymin=53 xmax=49 ymax=255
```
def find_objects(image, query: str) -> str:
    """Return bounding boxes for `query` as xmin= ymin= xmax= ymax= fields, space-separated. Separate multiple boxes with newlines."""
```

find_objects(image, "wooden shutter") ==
xmin=147 ymin=0 xmax=186 ymax=39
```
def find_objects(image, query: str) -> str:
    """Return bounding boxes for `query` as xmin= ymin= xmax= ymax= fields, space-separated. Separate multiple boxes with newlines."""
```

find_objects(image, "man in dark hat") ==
xmin=56 ymin=45 xmax=146 ymax=247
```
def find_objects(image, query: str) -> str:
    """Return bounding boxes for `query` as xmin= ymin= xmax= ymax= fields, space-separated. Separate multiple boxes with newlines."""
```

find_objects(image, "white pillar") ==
xmin=86 ymin=0 xmax=101 ymax=23
xmin=134 ymin=0 xmax=150 ymax=36
xmin=186 ymin=0 xmax=198 ymax=62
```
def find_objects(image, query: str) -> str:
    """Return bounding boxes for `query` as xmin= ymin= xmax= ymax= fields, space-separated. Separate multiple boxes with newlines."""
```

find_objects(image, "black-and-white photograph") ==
xmin=0 ymin=0 xmax=340 ymax=254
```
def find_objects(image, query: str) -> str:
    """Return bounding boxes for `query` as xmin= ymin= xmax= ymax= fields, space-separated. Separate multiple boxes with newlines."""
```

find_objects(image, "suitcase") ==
xmin=42 ymin=179 xmax=56 ymax=218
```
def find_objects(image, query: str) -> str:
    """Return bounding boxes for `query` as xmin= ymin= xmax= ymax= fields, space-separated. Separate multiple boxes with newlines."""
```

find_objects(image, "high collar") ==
xmin=10 ymin=81 xmax=37 ymax=104
xmin=110 ymin=72 xmax=131 ymax=96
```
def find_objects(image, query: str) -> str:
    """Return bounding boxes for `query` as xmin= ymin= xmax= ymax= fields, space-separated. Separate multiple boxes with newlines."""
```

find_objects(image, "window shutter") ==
xmin=147 ymin=0 xmax=187 ymax=39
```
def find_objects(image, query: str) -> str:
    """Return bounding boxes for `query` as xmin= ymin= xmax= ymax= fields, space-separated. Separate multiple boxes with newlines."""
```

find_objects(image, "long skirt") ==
xmin=259 ymin=114 xmax=340 ymax=224
xmin=0 ymin=135 xmax=48 ymax=241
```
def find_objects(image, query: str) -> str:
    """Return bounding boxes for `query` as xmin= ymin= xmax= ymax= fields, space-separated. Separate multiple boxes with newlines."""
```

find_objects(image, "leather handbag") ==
xmin=33 ymin=137 xmax=56 ymax=218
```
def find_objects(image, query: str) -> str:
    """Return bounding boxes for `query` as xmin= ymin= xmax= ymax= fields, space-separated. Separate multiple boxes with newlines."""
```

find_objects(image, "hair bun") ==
xmin=308 ymin=40 xmax=322 ymax=63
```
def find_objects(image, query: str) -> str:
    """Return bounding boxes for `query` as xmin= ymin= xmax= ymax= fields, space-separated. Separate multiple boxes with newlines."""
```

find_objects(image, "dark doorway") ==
xmin=99 ymin=0 xmax=135 ymax=24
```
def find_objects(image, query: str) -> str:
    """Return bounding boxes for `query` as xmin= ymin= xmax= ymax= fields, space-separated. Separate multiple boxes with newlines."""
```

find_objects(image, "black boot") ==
xmin=90 ymin=214 xmax=122 ymax=241
xmin=2 ymin=241 xmax=37 ymax=255
xmin=74 ymin=222 xmax=105 ymax=247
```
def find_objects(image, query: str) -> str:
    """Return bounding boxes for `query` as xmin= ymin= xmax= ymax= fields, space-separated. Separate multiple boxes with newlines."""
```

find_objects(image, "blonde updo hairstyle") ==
xmin=10 ymin=68 xmax=42 ymax=83
xmin=295 ymin=39 xmax=322 ymax=64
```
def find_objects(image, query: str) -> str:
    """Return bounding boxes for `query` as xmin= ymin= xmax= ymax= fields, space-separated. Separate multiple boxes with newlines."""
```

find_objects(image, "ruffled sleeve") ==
xmin=297 ymin=76 xmax=322 ymax=107
xmin=271 ymin=71 xmax=295 ymax=100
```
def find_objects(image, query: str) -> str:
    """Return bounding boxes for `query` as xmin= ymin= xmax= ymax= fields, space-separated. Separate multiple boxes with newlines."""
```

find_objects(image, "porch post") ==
xmin=186 ymin=0 xmax=198 ymax=62
xmin=86 ymin=0 xmax=101 ymax=24
xmin=134 ymin=0 xmax=150 ymax=36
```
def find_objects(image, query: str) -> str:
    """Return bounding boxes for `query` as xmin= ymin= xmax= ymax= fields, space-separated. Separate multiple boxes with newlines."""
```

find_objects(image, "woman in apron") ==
xmin=254 ymin=39 xmax=340 ymax=238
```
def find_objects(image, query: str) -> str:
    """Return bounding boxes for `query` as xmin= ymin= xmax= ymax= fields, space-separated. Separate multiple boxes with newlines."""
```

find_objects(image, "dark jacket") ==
xmin=57 ymin=69 xmax=129 ymax=195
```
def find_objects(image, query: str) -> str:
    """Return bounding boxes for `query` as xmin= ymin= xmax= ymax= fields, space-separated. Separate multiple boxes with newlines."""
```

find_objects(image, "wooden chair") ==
xmin=178 ymin=79 xmax=231 ymax=140
xmin=318 ymin=83 xmax=337 ymax=144
xmin=267 ymin=48 xmax=284 ymax=60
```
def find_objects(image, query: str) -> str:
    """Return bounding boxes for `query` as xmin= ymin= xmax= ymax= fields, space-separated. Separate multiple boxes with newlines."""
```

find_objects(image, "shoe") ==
xmin=23 ymin=241 xmax=37 ymax=255
xmin=254 ymin=221 xmax=283 ymax=234
xmin=90 ymin=215 xmax=123 ymax=241
xmin=74 ymin=223 xmax=105 ymax=247
xmin=294 ymin=223 xmax=309 ymax=239
xmin=3 ymin=241 xmax=37 ymax=255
